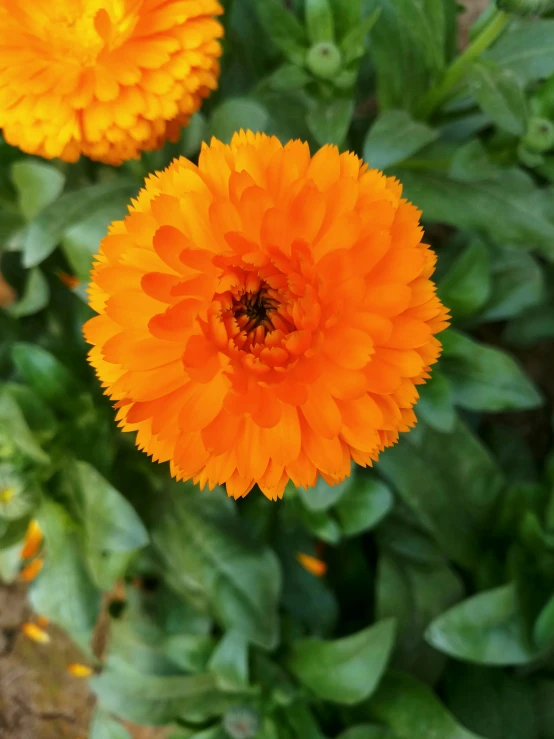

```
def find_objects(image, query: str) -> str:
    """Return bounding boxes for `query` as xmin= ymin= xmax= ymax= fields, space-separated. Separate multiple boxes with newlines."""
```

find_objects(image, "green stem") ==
xmin=418 ymin=9 xmax=510 ymax=120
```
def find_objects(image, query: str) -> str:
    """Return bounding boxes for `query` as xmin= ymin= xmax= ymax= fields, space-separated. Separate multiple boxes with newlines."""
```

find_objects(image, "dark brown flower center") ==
xmin=232 ymin=288 xmax=278 ymax=333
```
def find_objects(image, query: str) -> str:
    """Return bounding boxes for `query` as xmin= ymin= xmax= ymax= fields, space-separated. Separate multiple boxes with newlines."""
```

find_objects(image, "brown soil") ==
xmin=457 ymin=0 xmax=490 ymax=49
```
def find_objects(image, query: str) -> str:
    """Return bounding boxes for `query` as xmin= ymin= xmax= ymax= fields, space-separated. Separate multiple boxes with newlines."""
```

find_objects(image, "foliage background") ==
xmin=2 ymin=0 xmax=554 ymax=737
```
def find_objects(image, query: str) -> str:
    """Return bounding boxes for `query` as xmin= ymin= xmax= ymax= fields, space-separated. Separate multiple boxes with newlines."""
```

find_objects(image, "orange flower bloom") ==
xmin=0 ymin=0 xmax=223 ymax=164
xmin=85 ymin=132 xmax=449 ymax=499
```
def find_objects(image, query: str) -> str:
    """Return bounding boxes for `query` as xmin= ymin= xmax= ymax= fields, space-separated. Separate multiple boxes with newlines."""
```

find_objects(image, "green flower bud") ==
xmin=497 ymin=0 xmax=554 ymax=15
xmin=306 ymin=41 xmax=342 ymax=79
xmin=522 ymin=116 xmax=554 ymax=153
xmin=0 ymin=464 xmax=35 ymax=520
xmin=223 ymin=705 xmax=261 ymax=739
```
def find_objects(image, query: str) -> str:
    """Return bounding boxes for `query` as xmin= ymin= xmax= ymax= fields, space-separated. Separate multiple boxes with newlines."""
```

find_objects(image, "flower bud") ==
xmin=223 ymin=706 xmax=261 ymax=739
xmin=522 ymin=117 xmax=554 ymax=153
xmin=306 ymin=41 xmax=342 ymax=79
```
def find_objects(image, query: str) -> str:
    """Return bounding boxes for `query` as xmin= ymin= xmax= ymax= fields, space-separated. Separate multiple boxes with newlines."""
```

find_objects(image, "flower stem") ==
xmin=418 ymin=9 xmax=510 ymax=120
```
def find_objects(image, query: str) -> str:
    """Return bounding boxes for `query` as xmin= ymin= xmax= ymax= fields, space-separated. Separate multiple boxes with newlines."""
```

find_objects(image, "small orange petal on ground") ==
xmin=35 ymin=615 xmax=49 ymax=628
xmin=19 ymin=557 xmax=44 ymax=582
xmin=22 ymin=622 xmax=50 ymax=644
xmin=57 ymin=271 xmax=81 ymax=289
xmin=296 ymin=552 xmax=327 ymax=577
xmin=21 ymin=519 xmax=43 ymax=559
xmin=67 ymin=663 xmax=94 ymax=678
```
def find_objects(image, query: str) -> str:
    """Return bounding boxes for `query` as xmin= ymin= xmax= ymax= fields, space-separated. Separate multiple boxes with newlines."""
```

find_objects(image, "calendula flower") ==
xmin=85 ymin=132 xmax=448 ymax=499
xmin=19 ymin=556 xmax=44 ymax=582
xmin=0 ymin=0 xmax=223 ymax=164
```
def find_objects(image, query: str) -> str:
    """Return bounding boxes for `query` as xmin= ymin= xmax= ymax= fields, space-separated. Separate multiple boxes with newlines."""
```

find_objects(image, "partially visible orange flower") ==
xmin=0 ymin=0 xmax=223 ymax=164
xmin=0 ymin=270 xmax=16 ymax=308
xmin=19 ymin=556 xmax=44 ymax=582
xmin=297 ymin=553 xmax=327 ymax=577
xmin=85 ymin=132 xmax=449 ymax=500
xmin=67 ymin=663 xmax=94 ymax=678
xmin=36 ymin=615 xmax=49 ymax=628
xmin=22 ymin=622 xmax=50 ymax=644
xmin=21 ymin=519 xmax=43 ymax=560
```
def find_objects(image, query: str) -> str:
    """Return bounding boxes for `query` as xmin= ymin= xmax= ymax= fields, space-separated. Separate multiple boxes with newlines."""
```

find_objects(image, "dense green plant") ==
xmin=1 ymin=1 xmax=554 ymax=737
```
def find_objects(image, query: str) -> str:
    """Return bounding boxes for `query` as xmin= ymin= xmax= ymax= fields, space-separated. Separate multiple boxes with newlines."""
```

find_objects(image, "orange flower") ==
xmin=85 ymin=132 xmax=449 ymax=500
xmin=0 ymin=0 xmax=223 ymax=165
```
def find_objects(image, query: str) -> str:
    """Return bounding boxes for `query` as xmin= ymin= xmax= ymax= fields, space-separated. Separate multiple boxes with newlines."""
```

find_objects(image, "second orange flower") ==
xmin=85 ymin=131 xmax=449 ymax=499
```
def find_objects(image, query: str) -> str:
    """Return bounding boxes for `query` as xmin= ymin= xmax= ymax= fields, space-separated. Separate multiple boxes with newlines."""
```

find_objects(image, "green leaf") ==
xmin=416 ymin=369 xmax=456 ymax=434
xmin=339 ymin=8 xmax=381 ymax=65
xmin=11 ymin=343 xmax=83 ymax=414
xmin=335 ymin=477 xmax=393 ymax=537
xmin=73 ymin=461 xmax=148 ymax=552
xmin=426 ymin=583 xmax=541 ymax=666
xmin=152 ymin=486 xmax=281 ymax=649
xmin=479 ymin=247 xmax=545 ymax=322
xmin=0 ymin=463 xmax=39 ymax=520
xmin=268 ymin=64 xmax=312 ymax=92
xmin=306 ymin=98 xmax=354 ymax=147
xmin=337 ymin=726 xmax=392 ymax=739
xmin=378 ymin=419 xmax=504 ymax=567
xmin=208 ymin=631 xmax=249 ymax=690
xmin=533 ymin=591 xmax=554 ymax=650
xmin=0 ymin=543 xmax=24 ymax=584
xmin=487 ymin=19 xmax=554 ymax=85
xmin=7 ymin=267 xmax=49 ymax=318
xmin=363 ymin=110 xmax=438 ymax=171
xmin=90 ymin=707 xmax=132 ymax=739
xmin=0 ymin=390 xmax=50 ymax=465
xmin=12 ymin=160 xmax=65 ymax=221
xmin=305 ymin=0 xmax=335 ymax=43
xmin=397 ymin=165 xmax=554 ymax=259
xmin=377 ymin=552 xmax=464 ymax=683
xmin=287 ymin=619 xmax=396 ymax=705
xmin=256 ymin=0 xmax=308 ymax=64
xmin=21 ymin=179 xmax=136 ymax=268
xmin=438 ymin=240 xmax=491 ymax=319
xmin=209 ymin=99 xmax=270 ymax=144
xmin=441 ymin=330 xmax=543 ymax=412
xmin=298 ymin=473 xmax=353 ymax=512
xmin=368 ymin=672 xmax=485 ymax=739
xmin=91 ymin=663 xmax=233 ymax=726
xmin=29 ymin=500 xmax=101 ymax=650
xmin=61 ymin=202 xmax=129 ymax=283
xmin=449 ymin=140 xmax=502 ymax=183
xmin=333 ymin=0 xmax=362 ymax=40
xmin=444 ymin=665 xmax=538 ymax=739
xmin=469 ymin=60 xmax=528 ymax=135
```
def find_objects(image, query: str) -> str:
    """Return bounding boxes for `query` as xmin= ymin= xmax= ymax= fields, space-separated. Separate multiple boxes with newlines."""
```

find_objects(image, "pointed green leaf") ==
xmin=487 ymin=19 xmax=554 ymax=85
xmin=287 ymin=619 xmax=396 ymax=705
xmin=368 ymin=672 xmax=485 ymax=739
xmin=12 ymin=160 xmax=65 ymax=221
xmin=307 ymin=98 xmax=354 ymax=147
xmin=90 ymin=707 xmax=132 ymax=739
xmin=0 ymin=390 xmax=50 ymax=465
xmin=438 ymin=241 xmax=491 ymax=319
xmin=256 ymin=0 xmax=308 ymax=64
xmin=305 ymin=0 xmax=335 ymax=43
xmin=209 ymin=99 xmax=270 ymax=144
xmin=441 ymin=331 xmax=543 ymax=412
xmin=363 ymin=110 xmax=438 ymax=171
xmin=469 ymin=60 xmax=528 ymax=135
xmin=7 ymin=268 xmax=49 ymax=318
xmin=426 ymin=583 xmax=541 ymax=665
xmin=416 ymin=369 xmax=456 ymax=433
xmin=335 ymin=477 xmax=393 ymax=537
xmin=208 ymin=631 xmax=249 ymax=690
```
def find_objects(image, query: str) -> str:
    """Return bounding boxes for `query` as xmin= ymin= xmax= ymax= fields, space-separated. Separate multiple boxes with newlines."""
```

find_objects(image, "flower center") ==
xmin=232 ymin=287 xmax=278 ymax=335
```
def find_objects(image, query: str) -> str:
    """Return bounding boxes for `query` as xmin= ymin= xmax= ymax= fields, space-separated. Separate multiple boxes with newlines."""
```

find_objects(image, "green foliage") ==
xmin=1 ymin=2 xmax=554 ymax=737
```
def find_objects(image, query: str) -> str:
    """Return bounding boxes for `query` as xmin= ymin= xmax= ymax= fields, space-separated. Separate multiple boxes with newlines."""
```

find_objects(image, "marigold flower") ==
xmin=21 ymin=622 xmax=50 ymax=644
xmin=85 ymin=132 xmax=449 ymax=500
xmin=0 ymin=0 xmax=223 ymax=165
xmin=21 ymin=519 xmax=43 ymax=560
